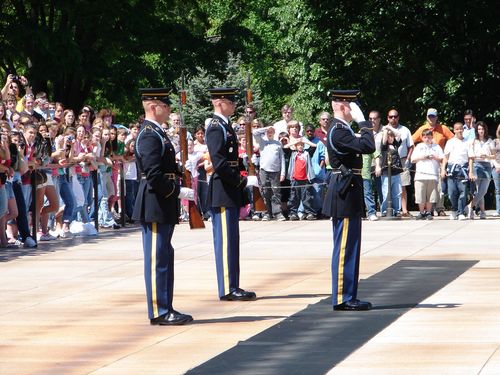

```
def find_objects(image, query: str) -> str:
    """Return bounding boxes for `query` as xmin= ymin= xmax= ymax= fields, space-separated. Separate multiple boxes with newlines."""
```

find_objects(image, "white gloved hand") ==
xmin=178 ymin=187 xmax=195 ymax=201
xmin=349 ymin=102 xmax=366 ymax=123
xmin=184 ymin=159 xmax=193 ymax=171
xmin=251 ymin=154 xmax=258 ymax=165
xmin=246 ymin=175 xmax=259 ymax=187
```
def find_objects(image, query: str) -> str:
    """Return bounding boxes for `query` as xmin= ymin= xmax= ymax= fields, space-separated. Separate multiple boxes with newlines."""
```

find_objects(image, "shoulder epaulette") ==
xmin=136 ymin=124 xmax=167 ymax=158
xmin=208 ymin=118 xmax=220 ymax=128
xmin=207 ymin=118 xmax=227 ymax=143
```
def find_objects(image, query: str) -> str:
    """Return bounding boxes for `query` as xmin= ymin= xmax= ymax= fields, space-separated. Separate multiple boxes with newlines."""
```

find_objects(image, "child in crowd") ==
xmin=411 ymin=129 xmax=444 ymax=219
xmin=253 ymin=125 xmax=286 ymax=221
xmin=286 ymin=140 xmax=316 ymax=220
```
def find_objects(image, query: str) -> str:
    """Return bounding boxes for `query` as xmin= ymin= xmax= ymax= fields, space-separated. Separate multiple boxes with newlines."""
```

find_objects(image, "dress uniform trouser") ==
xmin=141 ymin=221 xmax=174 ymax=319
xmin=331 ymin=217 xmax=362 ymax=306
xmin=210 ymin=206 xmax=240 ymax=297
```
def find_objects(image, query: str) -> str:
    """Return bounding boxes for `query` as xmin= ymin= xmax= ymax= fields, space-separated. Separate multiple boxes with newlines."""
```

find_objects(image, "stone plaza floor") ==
xmin=1 ymin=213 xmax=499 ymax=375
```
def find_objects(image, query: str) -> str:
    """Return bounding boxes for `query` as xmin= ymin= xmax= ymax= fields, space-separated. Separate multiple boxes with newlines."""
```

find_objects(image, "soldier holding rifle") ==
xmin=205 ymin=87 xmax=257 ymax=302
xmin=132 ymin=88 xmax=195 ymax=325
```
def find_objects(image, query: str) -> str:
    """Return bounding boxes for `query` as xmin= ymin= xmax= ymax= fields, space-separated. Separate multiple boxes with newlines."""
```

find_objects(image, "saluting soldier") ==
xmin=322 ymin=90 xmax=376 ymax=311
xmin=205 ymin=87 xmax=258 ymax=301
xmin=132 ymin=88 xmax=195 ymax=325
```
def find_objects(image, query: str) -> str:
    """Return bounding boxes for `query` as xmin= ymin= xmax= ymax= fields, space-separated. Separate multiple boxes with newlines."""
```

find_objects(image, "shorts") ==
xmin=0 ymin=186 xmax=7 ymax=217
xmin=45 ymin=174 xmax=54 ymax=186
xmin=5 ymin=181 xmax=14 ymax=200
xmin=414 ymin=180 xmax=438 ymax=204
xmin=400 ymin=159 xmax=411 ymax=186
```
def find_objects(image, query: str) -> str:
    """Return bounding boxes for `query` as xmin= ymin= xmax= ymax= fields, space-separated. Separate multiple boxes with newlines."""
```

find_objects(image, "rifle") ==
xmin=178 ymin=76 xmax=205 ymax=229
xmin=244 ymin=74 xmax=266 ymax=212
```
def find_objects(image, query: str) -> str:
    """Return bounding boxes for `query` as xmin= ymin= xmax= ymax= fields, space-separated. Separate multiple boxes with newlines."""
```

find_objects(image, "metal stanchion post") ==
xmin=380 ymin=152 xmax=399 ymax=220
xmin=119 ymin=163 xmax=125 ymax=227
xmin=92 ymin=170 xmax=99 ymax=232
xmin=30 ymin=169 xmax=38 ymax=242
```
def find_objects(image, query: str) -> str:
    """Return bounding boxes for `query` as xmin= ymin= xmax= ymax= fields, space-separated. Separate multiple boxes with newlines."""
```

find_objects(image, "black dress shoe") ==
xmin=113 ymin=224 xmax=121 ymax=229
xmin=220 ymin=288 xmax=257 ymax=301
xmin=150 ymin=310 xmax=193 ymax=325
xmin=333 ymin=299 xmax=372 ymax=311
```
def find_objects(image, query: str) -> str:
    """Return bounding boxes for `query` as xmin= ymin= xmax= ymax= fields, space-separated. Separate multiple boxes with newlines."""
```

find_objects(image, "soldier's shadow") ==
xmin=256 ymin=293 xmax=330 ymax=300
xmin=194 ymin=315 xmax=285 ymax=324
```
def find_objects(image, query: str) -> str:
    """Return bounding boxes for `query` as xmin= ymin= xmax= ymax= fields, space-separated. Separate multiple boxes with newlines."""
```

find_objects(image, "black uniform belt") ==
xmin=332 ymin=168 xmax=362 ymax=176
xmin=141 ymin=173 xmax=177 ymax=180
xmin=227 ymin=161 xmax=239 ymax=167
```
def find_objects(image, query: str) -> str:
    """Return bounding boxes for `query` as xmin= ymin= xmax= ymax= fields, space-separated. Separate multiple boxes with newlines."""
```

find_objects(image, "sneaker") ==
xmin=449 ymin=211 xmax=457 ymax=220
xmin=492 ymin=212 xmax=500 ymax=217
xmin=23 ymin=236 xmax=37 ymax=248
xmin=261 ymin=214 xmax=271 ymax=221
xmin=438 ymin=210 xmax=447 ymax=217
xmin=289 ymin=214 xmax=299 ymax=221
xmin=425 ymin=211 xmax=434 ymax=220
xmin=275 ymin=213 xmax=286 ymax=221
xmin=306 ymin=214 xmax=317 ymax=221
xmin=252 ymin=214 xmax=261 ymax=221
xmin=416 ymin=212 xmax=426 ymax=220
xmin=468 ymin=209 xmax=474 ymax=220
xmin=10 ymin=239 xmax=23 ymax=246
xmin=39 ymin=233 xmax=57 ymax=241
xmin=458 ymin=214 xmax=467 ymax=220
xmin=401 ymin=212 xmax=413 ymax=218
xmin=49 ymin=229 xmax=61 ymax=238
xmin=59 ymin=230 xmax=74 ymax=238
xmin=368 ymin=214 xmax=379 ymax=221
xmin=479 ymin=211 xmax=486 ymax=220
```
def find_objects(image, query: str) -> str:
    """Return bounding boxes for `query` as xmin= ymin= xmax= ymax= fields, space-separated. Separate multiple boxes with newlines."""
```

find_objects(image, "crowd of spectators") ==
xmin=1 ymin=73 xmax=499 ymax=251
xmin=0 ymin=74 xmax=140 ymax=248
xmin=175 ymin=103 xmax=500 ymax=222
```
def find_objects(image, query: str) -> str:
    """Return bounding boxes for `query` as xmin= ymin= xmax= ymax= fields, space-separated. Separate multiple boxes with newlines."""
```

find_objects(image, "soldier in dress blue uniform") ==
xmin=205 ymin=87 xmax=258 ymax=301
xmin=322 ymin=90 xmax=376 ymax=311
xmin=132 ymin=88 xmax=195 ymax=325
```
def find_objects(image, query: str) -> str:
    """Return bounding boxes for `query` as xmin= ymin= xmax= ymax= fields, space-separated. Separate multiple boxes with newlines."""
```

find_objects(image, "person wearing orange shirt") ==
xmin=412 ymin=108 xmax=453 ymax=216
xmin=412 ymin=108 xmax=453 ymax=148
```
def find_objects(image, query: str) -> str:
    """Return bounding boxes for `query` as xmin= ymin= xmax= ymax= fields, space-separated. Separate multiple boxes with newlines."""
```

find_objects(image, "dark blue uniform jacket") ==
xmin=322 ymin=118 xmax=375 ymax=218
xmin=132 ymin=120 xmax=180 ymax=224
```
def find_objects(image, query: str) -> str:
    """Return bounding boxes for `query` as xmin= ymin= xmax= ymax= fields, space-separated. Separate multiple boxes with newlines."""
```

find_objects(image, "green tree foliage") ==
xmin=0 ymin=0 xmax=214 ymax=121
xmin=1 ymin=0 xmax=498 ymax=129
xmin=175 ymin=53 xmax=264 ymax=132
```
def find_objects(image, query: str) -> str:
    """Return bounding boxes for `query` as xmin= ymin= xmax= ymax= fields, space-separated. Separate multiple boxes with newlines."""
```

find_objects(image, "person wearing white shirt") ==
xmin=441 ymin=122 xmax=470 ymax=220
xmin=273 ymin=104 xmax=303 ymax=136
xmin=411 ymin=129 xmax=444 ymax=219
xmin=467 ymin=121 xmax=494 ymax=219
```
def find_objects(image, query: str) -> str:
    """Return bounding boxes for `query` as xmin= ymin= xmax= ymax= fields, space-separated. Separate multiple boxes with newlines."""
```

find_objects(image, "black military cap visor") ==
xmin=139 ymin=88 xmax=172 ymax=105
xmin=209 ymin=87 xmax=239 ymax=102
xmin=328 ymin=89 xmax=360 ymax=102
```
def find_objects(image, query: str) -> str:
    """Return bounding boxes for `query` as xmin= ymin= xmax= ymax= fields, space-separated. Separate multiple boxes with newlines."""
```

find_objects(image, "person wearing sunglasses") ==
xmin=385 ymin=109 xmax=414 ymax=217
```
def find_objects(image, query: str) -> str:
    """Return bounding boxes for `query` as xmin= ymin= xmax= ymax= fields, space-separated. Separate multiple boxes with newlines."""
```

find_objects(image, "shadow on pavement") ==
xmin=194 ymin=316 xmax=285 ymax=325
xmin=186 ymin=259 xmax=477 ymax=375
xmin=0 ymin=224 xmax=140 ymax=263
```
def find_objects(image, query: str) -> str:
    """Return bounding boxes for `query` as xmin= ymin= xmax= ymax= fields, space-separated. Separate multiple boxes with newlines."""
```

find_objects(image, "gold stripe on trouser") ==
xmin=337 ymin=218 xmax=349 ymax=305
xmin=151 ymin=222 xmax=159 ymax=317
xmin=221 ymin=207 xmax=230 ymax=295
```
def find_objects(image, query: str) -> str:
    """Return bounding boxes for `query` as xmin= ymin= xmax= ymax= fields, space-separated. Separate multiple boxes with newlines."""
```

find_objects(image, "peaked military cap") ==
xmin=139 ymin=88 xmax=172 ymax=105
xmin=328 ymin=89 xmax=360 ymax=102
xmin=209 ymin=87 xmax=239 ymax=101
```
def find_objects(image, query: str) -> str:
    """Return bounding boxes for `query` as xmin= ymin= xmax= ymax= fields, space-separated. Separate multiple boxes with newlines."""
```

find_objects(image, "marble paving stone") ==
xmin=1 ymin=216 xmax=500 ymax=374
